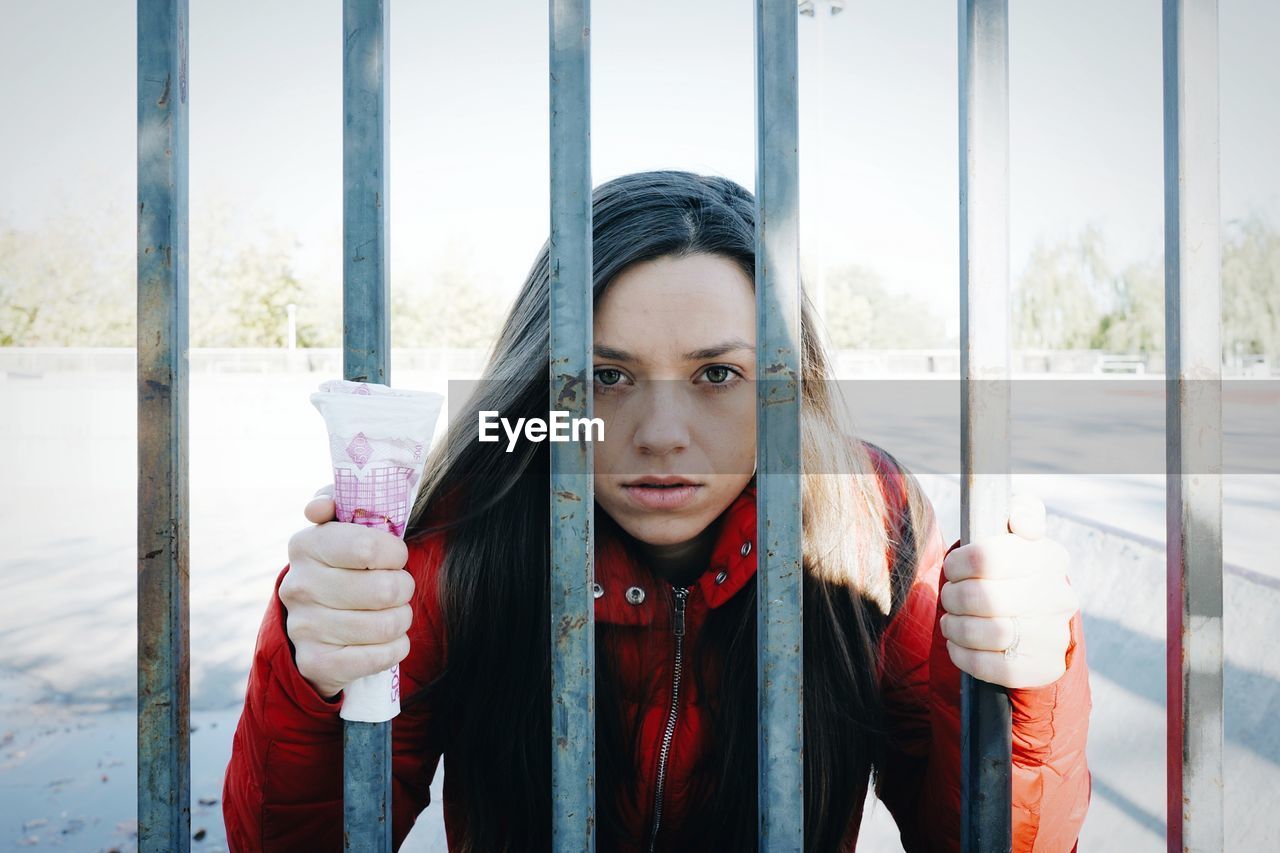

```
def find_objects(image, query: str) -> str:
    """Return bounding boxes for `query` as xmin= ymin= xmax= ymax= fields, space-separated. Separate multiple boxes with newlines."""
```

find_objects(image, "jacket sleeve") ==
xmin=222 ymin=535 xmax=450 ymax=852
xmin=874 ymin=499 xmax=1092 ymax=852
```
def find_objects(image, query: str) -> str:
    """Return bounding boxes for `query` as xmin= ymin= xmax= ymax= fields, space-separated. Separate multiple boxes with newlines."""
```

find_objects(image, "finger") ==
xmin=304 ymin=494 xmax=337 ymax=524
xmin=940 ymin=576 xmax=1071 ymax=618
xmin=939 ymin=613 xmax=1021 ymax=652
xmin=1008 ymin=493 xmax=1046 ymax=540
xmin=298 ymin=635 xmax=411 ymax=688
xmin=289 ymin=522 xmax=409 ymax=572
xmin=282 ymin=562 xmax=415 ymax=611
xmin=946 ymin=641 xmax=1067 ymax=689
xmin=289 ymin=603 xmax=413 ymax=646
xmin=943 ymin=534 xmax=1042 ymax=582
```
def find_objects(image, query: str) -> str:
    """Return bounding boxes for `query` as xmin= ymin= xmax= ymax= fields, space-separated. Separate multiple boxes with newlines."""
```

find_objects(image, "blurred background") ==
xmin=1 ymin=0 xmax=1277 ymax=850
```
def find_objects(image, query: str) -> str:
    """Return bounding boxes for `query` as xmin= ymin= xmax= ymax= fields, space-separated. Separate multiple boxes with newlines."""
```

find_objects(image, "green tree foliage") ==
xmin=0 ymin=207 xmax=509 ymax=351
xmin=821 ymin=264 xmax=947 ymax=349
xmin=1221 ymin=215 xmax=1280 ymax=360
xmin=1094 ymin=258 xmax=1163 ymax=353
xmin=190 ymin=218 xmax=328 ymax=348
xmin=1013 ymin=227 xmax=1110 ymax=349
xmin=0 ymin=214 xmax=132 ymax=346
xmin=4 ymin=211 xmax=1275 ymax=362
xmin=390 ymin=262 xmax=507 ymax=353
xmin=1023 ymin=216 xmax=1279 ymax=361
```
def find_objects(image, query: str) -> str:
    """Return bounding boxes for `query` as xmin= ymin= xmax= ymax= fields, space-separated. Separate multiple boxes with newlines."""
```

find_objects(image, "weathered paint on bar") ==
xmin=1162 ymin=1 xmax=1225 ymax=850
xmin=958 ymin=1 xmax=1013 ymax=850
xmin=344 ymin=723 xmax=393 ymax=851
xmin=137 ymin=1 xmax=191 ymax=849
xmin=342 ymin=1 xmax=393 ymax=850
xmin=343 ymin=0 xmax=390 ymax=387
xmin=754 ymin=1 xmax=804 ymax=848
xmin=548 ymin=1 xmax=596 ymax=850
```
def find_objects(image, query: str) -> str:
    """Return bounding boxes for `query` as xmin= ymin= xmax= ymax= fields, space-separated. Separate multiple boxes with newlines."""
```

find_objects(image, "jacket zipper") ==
xmin=646 ymin=585 xmax=689 ymax=853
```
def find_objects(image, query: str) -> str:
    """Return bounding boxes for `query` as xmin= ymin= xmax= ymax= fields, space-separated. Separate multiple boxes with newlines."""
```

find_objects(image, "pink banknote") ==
xmin=311 ymin=379 xmax=444 ymax=722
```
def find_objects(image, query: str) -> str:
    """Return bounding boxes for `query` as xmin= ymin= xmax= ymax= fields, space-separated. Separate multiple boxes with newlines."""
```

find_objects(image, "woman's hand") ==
xmin=278 ymin=485 xmax=415 ymax=699
xmin=938 ymin=493 xmax=1079 ymax=690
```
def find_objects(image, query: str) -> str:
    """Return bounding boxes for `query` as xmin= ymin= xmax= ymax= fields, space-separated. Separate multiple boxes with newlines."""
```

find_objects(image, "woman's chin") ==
xmin=609 ymin=512 xmax=703 ymax=549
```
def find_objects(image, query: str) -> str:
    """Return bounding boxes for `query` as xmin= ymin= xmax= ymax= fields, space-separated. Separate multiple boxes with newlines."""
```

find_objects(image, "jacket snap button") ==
xmin=740 ymin=541 xmax=752 ymax=557
xmin=625 ymin=586 xmax=646 ymax=605
xmin=592 ymin=583 xmax=604 ymax=599
xmin=714 ymin=570 xmax=728 ymax=585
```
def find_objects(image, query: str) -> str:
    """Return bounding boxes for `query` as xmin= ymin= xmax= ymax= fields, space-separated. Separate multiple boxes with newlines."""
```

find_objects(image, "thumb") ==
xmin=1008 ymin=493 xmax=1046 ymax=540
xmin=304 ymin=484 xmax=336 ymax=524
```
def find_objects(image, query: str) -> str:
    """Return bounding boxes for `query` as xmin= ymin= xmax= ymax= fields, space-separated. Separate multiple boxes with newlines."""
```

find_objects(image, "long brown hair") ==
xmin=403 ymin=170 xmax=931 ymax=851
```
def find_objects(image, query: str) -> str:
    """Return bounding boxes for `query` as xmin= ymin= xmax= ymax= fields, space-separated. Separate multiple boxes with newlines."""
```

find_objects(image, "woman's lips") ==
xmin=621 ymin=483 xmax=701 ymax=510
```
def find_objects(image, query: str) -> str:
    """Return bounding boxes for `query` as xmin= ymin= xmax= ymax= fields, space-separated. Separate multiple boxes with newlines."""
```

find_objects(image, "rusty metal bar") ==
xmin=958 ymin=1 xmax=1013 ymax=850
xmin=755 ymin=0 xmax=804 ymax=847
xmin=1162 ymin=1 xmax=1225 ymax=850
xmin=341 ymin=0 xmax=393 ymax=849
xmin=548 ymin=0 xmax=595 ymax=850
xmin=136 ymin=0 xmax=191 ymax=849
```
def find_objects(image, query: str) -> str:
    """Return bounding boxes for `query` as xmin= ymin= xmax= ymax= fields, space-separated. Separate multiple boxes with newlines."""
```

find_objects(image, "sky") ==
xmin=1 ymin=0 xmax=1277 ymax=340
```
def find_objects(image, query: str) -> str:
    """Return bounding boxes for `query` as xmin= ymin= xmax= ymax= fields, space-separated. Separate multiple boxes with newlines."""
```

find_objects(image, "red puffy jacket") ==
xmin=223 ymin=452 xmax=1091 ymax=851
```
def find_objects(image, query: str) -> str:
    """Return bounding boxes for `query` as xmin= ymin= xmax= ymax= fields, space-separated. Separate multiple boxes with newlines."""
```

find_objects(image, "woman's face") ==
xmin=592 ymin=252 xmax=757 ymax=547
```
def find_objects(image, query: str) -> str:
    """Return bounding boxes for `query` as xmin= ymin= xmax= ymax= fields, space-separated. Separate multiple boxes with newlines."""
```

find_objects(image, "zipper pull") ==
xmin=672 ymin=587 xmax=689 ymax=638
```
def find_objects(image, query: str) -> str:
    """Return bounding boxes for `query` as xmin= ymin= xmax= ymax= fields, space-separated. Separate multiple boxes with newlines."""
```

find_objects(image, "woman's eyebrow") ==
xmin=681 ymin=338 xmax=755 ymax=360
xmin=592 ymin=338 xmax=755 ymax=363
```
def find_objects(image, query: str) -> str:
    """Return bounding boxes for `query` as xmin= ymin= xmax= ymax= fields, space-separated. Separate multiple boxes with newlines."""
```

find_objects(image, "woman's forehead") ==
xmin=593 ymin=254 xmax=755 ymax=356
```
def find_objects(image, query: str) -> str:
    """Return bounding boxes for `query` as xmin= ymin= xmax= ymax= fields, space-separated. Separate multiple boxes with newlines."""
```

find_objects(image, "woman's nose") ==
xmin=631 ymin=385 xmax=692 ymax=456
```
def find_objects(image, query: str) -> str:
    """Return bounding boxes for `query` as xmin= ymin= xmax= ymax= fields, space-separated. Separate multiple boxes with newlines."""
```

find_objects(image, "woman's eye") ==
xmin=700 ymin=365 xmax=741 ymax=390
xmin=594 ymin=368 xmax=625 ymax=388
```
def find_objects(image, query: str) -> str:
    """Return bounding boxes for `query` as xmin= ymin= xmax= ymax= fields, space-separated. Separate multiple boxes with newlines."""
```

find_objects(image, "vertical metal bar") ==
xmin=137 ymin=0 xmax=191 ymax=849
xmin=958 ymin=1 xmax=1013 ymax=850
xmin=1162 ymin=2 xmax=1224 ymax=850
xmin=755 ymin=0 xmax=803 ymax=848
xmin=548 ymin=1 xmax=595 ymax=850
xmin=342 ymin=1 xmax=392 ymax=850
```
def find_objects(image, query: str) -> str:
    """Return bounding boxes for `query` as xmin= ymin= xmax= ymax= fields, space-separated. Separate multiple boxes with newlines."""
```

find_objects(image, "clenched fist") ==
xmin=939 ymin=493 xmax=1079 ymax=690
xmin=278 ymin=486 xmax=416 ymax=699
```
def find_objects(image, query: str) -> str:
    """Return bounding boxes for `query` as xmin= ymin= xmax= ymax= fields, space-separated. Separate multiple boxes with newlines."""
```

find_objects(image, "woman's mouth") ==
xmin=621 ymin=480 xmax=702 ymax=510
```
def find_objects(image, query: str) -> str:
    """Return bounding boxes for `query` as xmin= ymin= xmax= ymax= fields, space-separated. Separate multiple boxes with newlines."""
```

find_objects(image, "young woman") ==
xmin=223 ymin=170 xmax=1091 ymax=852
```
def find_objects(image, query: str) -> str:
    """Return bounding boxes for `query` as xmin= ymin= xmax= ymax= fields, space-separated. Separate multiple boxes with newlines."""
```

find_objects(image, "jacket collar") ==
xmin=594 ymin=482 xmax=758 ymax=626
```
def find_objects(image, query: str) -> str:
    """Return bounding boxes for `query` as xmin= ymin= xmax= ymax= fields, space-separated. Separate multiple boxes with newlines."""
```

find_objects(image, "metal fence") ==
xmin=135 ymin=0 xmax=1223 ymax=850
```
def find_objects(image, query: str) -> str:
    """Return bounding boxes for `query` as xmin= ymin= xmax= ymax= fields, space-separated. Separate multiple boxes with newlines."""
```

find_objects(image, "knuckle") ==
xmin=392 ymin=635 xmax=412 ymax=665
xmin=376 ymin=608 xmax=402 ymax=643
xmin=287 ymin=528 xmax=307 ymax=563
xmin=294 ymin=644 xmax=319 ymax=680
xmin=940 ymin=582 xmax=956 ymax=613
xmin=285 ymin=608 xmax=311 ymax=642
xmin=372 ymin=571 xmax=400 ymax=609
xmin=355 ymin=533 xmax=379 ymax=569
xmin=388 ymin=536 xmax=410 ymax=570
xmin=942 ymin=551 xmax=959 ymax=582
xmin=975 ymin=656 xmax=1000 ymax=684
xmin=278 ymin=569 xmax=303 ymax=605
xmin=967 ymin=545 xmax=985 ymax=578
xmin=961 ymin=581 xmax=984 ymax=614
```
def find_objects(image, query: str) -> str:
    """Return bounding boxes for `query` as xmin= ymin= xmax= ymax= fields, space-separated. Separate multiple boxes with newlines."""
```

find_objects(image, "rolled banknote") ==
xmin=310 ymin=379 xmax=444 ymax=722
